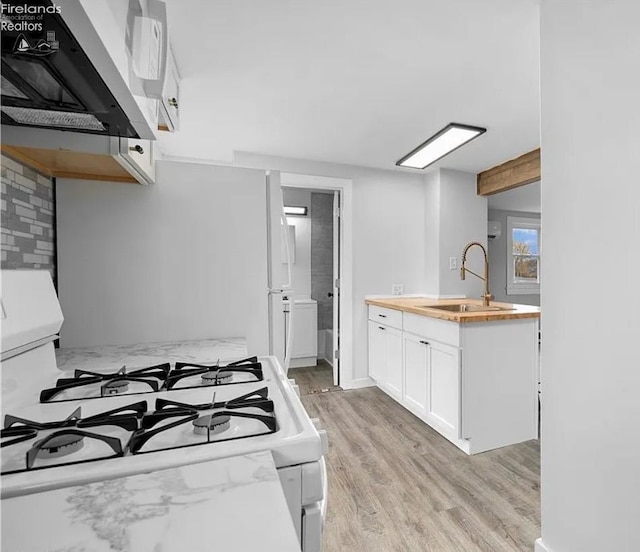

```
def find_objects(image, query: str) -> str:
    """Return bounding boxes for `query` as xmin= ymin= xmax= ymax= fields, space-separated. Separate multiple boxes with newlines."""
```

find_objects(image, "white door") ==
xmin=403 ymin=333 xmax=429 ymax=416
xmin=428 ymin=341 xmax=460 ymax=437
xmin=332 ymin=191 xmax=341 ymax=385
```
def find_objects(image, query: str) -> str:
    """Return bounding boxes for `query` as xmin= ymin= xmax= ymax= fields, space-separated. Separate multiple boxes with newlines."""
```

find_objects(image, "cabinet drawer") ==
xmin=403 ymin=313 xmax=460 ymax=347
xmin=368 ymin=305 xmax=403 ymax=329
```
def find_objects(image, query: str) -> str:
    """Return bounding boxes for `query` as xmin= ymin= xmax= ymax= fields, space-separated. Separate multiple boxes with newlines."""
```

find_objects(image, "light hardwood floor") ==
xmin=294 ymin=369 xmax=540 ymax=552
xmin=288 ymin=361 xmax=337 ymax=393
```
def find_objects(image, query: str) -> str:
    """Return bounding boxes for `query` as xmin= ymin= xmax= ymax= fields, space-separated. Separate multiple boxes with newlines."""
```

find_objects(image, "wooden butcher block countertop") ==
xmin=366 ymin=296 xmax=540 ymax=323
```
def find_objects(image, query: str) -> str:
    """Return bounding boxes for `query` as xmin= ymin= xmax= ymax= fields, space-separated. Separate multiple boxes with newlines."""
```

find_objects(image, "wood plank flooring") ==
xmin=288 ymin=361 xmax=337 ymax=393
xmin=293 ymin=369 xmax=540 ymax=552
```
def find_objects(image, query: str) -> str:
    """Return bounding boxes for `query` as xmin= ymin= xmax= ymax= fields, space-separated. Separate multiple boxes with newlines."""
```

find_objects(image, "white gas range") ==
xmin=0 ymin=270 xmax=328 ymax=552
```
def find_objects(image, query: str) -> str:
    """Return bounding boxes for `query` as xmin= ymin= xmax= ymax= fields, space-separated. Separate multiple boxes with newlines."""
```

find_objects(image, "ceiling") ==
xmin=488 ymin=181 xmax=540 ymax=213
xmin=161 ymin=0 xmax=541 ymax=174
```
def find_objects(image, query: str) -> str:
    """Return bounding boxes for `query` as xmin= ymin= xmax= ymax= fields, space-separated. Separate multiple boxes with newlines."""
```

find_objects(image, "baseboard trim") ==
xmin=347 ymin=377 xmax=376 ymax=389
xmin=535 ymin=538 xmax=553 ymax=552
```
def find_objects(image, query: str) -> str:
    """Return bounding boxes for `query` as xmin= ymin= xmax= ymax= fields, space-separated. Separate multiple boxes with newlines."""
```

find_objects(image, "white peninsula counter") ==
xmin=366 ymin=297 xmax=540 ymax=454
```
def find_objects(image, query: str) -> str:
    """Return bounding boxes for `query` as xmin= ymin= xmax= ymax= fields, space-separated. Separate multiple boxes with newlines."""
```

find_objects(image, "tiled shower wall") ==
xmin=1 ymin=154 xmax=56 ymax=283
xmin=310 ymin=192 xmax=334 ymax=331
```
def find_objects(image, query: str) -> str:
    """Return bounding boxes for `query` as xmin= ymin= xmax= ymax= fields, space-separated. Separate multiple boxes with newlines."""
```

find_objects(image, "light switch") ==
xmin=392 ymin=283 xmax=404 ymax=295
xmin=449 ymin=257 xmax=457 ymax=270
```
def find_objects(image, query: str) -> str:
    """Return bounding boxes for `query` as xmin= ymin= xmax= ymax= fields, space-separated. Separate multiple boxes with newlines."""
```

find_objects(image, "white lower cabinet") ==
xmin=426 ymin=340 xmax=460 ymax=439
xmin=403 ymin=334 xmax=460 ymax=439
xmin=383 ymin=326 xmax=403 ymax=401
xmin=368 ymin=304 xmax=539 ymax=455
xmin=402 ymin=333 xmax=429 ymax=417
xmin=367 ymin=321 xmax=386 ymax=383
xmin=367 ymin=320 xmax=402 ymax=401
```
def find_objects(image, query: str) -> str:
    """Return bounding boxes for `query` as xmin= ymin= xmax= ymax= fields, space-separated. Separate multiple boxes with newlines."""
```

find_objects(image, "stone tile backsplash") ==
xmin=1 ymin=154 xmax=56 ymax=282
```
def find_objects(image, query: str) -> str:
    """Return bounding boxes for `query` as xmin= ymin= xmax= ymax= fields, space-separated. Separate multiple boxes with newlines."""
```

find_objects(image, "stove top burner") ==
xmin=102 ymin=379 xmax=130 ymax=395
xmin=192 ymin=414 xmax=231 ymax=436
xmin=35 ymin=432 xmax=85 ymax=458
xmin=200 ymin=370 xmax=233 ymax=385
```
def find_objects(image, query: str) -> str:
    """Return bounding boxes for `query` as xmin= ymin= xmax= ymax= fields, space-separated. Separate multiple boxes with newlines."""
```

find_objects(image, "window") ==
xmin=507 ymin=216 xmax=540 ymax=295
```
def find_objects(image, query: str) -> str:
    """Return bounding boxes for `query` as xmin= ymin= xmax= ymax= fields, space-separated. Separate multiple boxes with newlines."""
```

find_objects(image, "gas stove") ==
xmin=0 ymin=270 xmax=327 ymax=552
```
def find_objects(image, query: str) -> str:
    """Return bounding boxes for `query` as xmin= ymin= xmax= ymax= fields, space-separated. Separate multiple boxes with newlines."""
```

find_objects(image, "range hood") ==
xmin=1 ymin=0 xmax=137 ymax=136
xmin=1 ymin=0 xmax=165 ymax=139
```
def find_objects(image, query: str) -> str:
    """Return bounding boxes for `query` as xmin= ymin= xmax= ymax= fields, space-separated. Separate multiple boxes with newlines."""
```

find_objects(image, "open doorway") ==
xmin=279 ymin=172 xmax=351 ymax=394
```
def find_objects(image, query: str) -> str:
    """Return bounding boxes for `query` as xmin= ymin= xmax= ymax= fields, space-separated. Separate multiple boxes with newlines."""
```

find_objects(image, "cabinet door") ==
xmin=160 ymin=46 xmax=180 ymax=131
xmin=290 ymin=303 xmax=318 ymax=359
xmin=368 ymin=321 xmax=386 ymax=383
xmin=403 ymin=333 xmax=429 ymax=416
xmin=111 ymin=137 xmax=155 ymax=185
xmin=384 ymin=326 xmax=403 ymax=400
xmin=427 ymin=341 xmax=460 ymax=437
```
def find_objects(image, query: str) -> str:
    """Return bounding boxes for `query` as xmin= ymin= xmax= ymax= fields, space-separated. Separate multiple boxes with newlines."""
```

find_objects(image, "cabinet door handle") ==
xmin=378 ymin=314 xmax=386 ymax=318
xmin=129 ymin=144 xmax=144 ymax=155
xmin=378 ymin=326 xmax=386 ymax=331
xmin=168 ymin=97 xmax=179 ymax=108
xmin=419 ymin=340 xmax=429 ymax=345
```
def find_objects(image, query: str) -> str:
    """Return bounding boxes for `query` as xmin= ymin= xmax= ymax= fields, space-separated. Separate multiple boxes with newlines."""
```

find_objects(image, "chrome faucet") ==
xmin=460 ymin=241 xmax=494 ymax=306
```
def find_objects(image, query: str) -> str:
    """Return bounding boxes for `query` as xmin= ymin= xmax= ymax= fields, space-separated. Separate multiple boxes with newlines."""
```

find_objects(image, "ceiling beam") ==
xmin=477 ymin=148 xmax=540 ymax=196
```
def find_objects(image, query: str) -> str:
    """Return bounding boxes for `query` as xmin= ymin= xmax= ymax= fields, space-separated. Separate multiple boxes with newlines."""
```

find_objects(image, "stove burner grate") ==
xmin=128 ymin=386 xmax=277 ymax=454
xmin=1 ymin=402 xmax=147 ymax=473
xmin=166 ymin=357 xmax=263 ymax=390
xmin=39 ymin=363 xmax=170 ymax=403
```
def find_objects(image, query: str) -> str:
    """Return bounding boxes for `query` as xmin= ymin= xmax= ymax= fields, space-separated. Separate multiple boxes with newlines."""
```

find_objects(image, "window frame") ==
xmin=506 ymin=216 xmax=541 ymax=295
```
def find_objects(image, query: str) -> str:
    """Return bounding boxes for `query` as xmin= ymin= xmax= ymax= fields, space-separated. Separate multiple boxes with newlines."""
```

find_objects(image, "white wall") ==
xmin=422 ymin=169 xmax=487 ymax=299
xmin=235 ymin=152 xmax=427 ymax=385
xmin=424 ymin=171 xmax=440 ymax=295
xmin=282 ymin=187 xmax=312 ymax=299
xmin=56 ymin=161 xmax=270 ymax=354
xmin=488 ymin=180 xmax=540 ymax=213
xmin=538 ymin=2 xmax=640 ymax=551
xmin=438 ymin=169 xmax=488 ymax=298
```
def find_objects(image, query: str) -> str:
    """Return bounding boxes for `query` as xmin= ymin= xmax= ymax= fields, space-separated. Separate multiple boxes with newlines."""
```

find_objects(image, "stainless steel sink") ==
xmin=417 ymin=303 xmax=514 ymax=313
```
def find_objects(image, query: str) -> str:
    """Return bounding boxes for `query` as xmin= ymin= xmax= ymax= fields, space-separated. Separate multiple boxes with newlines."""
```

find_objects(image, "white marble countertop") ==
xmin=1 ymin=451 xmax=301 ymax=552
xmin=55 ymin=337 xmax=248 ymax=372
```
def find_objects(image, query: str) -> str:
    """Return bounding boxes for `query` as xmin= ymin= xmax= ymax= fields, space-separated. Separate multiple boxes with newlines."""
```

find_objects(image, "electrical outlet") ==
xmin=449 ymin=257 xmax=457 ymax=270
xmin=392 ymin=283 xmax=404 ymax=296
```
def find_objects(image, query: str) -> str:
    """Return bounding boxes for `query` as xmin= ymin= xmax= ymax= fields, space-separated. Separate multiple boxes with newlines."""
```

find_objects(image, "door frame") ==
xmin=281 ymin=173 xmax=353 ymax=389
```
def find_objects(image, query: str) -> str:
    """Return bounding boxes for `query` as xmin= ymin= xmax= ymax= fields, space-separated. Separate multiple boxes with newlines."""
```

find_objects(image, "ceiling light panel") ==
xmin=397 ymin=123 xmax=486 ymax=169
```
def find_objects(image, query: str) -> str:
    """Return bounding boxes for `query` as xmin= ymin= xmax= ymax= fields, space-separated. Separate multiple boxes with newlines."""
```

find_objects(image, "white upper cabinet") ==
xmin=159 ymin=46 xmax=181 ymax=132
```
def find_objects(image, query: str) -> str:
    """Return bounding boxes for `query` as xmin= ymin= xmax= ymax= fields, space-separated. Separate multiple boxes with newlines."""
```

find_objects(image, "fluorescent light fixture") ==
xmin=284 ymin=206 xmax=308 ymax=216
xmin=396 ymin=123 xmax=486 ymax=169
